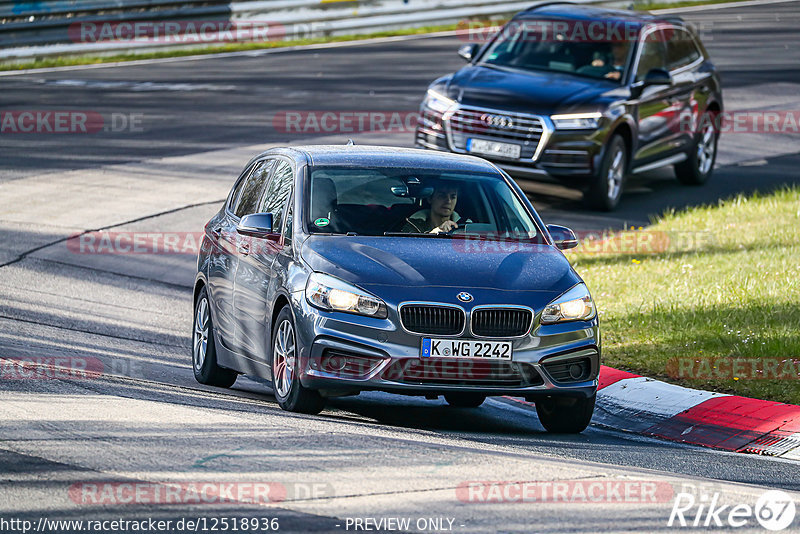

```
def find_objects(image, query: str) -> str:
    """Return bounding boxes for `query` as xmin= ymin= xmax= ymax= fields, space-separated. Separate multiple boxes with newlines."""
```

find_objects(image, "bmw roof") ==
xmin=262 ymin=145 xmax=505 ymax=174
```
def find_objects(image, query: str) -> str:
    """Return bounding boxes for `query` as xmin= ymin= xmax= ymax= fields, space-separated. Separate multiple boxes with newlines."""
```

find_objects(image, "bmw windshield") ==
xmin=306 ymin=166 xmax=545 ymax=240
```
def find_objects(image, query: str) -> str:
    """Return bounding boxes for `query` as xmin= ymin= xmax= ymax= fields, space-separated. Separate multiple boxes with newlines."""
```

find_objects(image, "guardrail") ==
xmin=0 ymin=0 xmax=665 ymax=61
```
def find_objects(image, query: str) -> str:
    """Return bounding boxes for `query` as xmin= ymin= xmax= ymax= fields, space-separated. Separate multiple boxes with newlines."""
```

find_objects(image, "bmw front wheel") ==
xmin=535 ymin=394 xmax=595 ymax=434
xmin=271 ymin=306 xmax=325 ymax=414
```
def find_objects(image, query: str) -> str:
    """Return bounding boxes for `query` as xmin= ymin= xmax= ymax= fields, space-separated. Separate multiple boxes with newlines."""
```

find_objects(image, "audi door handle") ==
xmin=238 ymin=243 xmax=250 ymax=256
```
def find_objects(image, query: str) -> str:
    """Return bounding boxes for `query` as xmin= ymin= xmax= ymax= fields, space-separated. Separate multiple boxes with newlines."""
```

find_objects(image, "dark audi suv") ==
xmin=193 ymin=145 xmax=600 ymax=433
xmin=416 ymin=3 xmax=723 ymax=210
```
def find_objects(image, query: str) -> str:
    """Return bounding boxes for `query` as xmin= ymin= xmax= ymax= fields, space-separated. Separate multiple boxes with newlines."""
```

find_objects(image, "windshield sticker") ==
xmin=314 ymin=217 xmax=330 ymax=227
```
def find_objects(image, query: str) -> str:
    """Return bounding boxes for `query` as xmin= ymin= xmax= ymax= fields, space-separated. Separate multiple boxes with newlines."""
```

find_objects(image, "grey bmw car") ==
xmin=193 ymin=145 xmax=600 ymax=433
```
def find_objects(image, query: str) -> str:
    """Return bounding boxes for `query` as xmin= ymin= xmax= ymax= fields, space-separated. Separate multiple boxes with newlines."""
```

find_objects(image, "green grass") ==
xmin=567 ymin=188 xmax=800 ymax=405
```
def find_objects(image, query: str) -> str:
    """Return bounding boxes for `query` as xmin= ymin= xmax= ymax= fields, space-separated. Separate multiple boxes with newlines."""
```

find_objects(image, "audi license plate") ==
xmin=421 ymin=338 xmax=512 ymax=360
xmin=466 ymin=138 xmax=521 ymax=160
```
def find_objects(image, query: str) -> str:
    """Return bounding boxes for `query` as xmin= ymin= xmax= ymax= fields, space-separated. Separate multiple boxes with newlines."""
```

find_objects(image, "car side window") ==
xmin=666 ymin=28 xmax=701 ymax=70
xmin=234 ymin=160 xmax=274 ymax=218
xmin=259 ymin=160 xmax=294 ymax=231
xmin=228 ymin=162 xmax=258 ymax=213
xmin=283 ymin=201 xmax=293 ymax=245
xmin=635 ymin=30 xmax=668 ymax=82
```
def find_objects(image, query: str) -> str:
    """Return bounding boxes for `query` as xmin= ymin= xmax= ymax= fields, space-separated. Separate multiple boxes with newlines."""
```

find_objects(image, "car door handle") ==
xmin=238 ymin=243 xmax=250 ymax=256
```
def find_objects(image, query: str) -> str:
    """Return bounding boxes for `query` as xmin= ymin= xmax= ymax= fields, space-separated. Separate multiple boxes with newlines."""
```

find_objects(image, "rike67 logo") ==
xmin=668 ymin=489 xmax=797 ymax=531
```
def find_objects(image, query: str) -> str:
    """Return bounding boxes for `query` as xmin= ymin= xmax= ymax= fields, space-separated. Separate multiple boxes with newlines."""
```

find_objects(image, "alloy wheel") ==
xmin=697 ymin=122 xmax=716 ymax=175
xmin=273 ymin=319 xmax=296 ymax=398
xmin=607 ymin=147 xmax=624 ymax=201
xmin=193 ymin=297 xmax=209 ymax=371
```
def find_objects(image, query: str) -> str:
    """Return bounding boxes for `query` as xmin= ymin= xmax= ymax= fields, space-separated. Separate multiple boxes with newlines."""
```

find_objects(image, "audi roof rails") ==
xmin=523 ymin=1 xmax=577 ymax=13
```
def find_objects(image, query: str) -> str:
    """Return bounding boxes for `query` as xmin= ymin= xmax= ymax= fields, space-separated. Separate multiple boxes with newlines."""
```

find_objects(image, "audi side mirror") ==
xmin=547 ymin=224 xmax=579 ymax=250
xmin=643 ymin=68 xmax=673 ymax=87
xmin=458 ymin=43 xmax=480 ymax=62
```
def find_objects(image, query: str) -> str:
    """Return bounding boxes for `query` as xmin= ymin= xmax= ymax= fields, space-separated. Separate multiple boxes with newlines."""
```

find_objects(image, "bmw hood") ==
xmin=300 ymin=235 xmax=580 ymax=304
xmin=446 ymin=65 xmax=614 ymax=114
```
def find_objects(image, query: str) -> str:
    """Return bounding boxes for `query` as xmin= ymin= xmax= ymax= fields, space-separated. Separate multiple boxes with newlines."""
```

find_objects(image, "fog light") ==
xmin=326 ymin=355 xmax=347 ymax=371
xmin=568 ymin=363 xmax=585 ymax=379
xmin=318 ymin=350 xmax=385 ymax=378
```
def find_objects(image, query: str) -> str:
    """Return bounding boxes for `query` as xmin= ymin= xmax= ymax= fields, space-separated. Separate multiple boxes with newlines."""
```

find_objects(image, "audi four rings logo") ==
xmin=457 ymin=292 xmax=474 ymax=303
xmin=481 ymin=113 xmax=514 ymax=129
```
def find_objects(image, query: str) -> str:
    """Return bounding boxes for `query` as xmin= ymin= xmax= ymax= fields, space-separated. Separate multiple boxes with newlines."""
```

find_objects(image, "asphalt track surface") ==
xmin=1 ymin=1 xmax=800 ymax=532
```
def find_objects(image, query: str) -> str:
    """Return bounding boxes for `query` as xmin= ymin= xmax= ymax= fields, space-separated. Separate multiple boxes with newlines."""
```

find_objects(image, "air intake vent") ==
xmin=471 ymin=308 xmax=532 ymax=337
xmin=400 ymin=304 xmax=465 ymax=336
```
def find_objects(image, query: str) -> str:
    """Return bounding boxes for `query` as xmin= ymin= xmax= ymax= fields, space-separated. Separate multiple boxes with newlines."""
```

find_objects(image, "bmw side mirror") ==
xmin=547 ymin=224 xmax=579 ymax=250
xmin=642 ymin=68 xmax=672 ymax=87
xmin=237 ymin=213 xmax=276 ymax=239
xmin=458 ymin=43 xmax=480 ymax=62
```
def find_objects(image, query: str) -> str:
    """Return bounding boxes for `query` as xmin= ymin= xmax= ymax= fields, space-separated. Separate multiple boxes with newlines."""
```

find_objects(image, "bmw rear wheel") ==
xmin=193 ymin=287 xmax=237 ymax=388
xmin=272 ymin=306 xmax=325 ymax=414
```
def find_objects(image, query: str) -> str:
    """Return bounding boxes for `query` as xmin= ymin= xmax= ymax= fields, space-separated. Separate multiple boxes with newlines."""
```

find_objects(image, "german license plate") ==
xmin=466 ymin=138 xmax=521 ymax=159
xmin=421 ymin=338 xmax=512 ymax=360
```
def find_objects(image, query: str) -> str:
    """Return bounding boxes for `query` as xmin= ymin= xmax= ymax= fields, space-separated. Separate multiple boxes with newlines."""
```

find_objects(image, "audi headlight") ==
xmin=541 ymin=283 xmax=596 ymax=324
xmin=423 ymin=89 xmax=457 ymax=114
xmin=551 ymin=112 xmax=602 ymax=130
xmin=305 ymin=272 xmax=387 ymax=318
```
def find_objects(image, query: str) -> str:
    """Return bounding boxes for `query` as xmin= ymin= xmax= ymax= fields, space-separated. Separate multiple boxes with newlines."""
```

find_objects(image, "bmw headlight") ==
xmin=423 ymin=88 xmax=457 ymax=114
xmin=541 ymin=283 xmax=596 ymax=324
xmin=551 ymin=112 xmax=602 ymax=130
xmin=305 ymin=272 xmax=387 ymax=318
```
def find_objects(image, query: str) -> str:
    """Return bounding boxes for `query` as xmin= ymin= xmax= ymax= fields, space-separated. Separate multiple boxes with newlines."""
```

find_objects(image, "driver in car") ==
xmin=587 ymin=40 xmax=630 ymax=80
xmin=402 ymin=182 xmax=461 ymax=234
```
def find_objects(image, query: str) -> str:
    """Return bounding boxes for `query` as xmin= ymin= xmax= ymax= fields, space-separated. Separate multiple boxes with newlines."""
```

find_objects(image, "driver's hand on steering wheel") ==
xmin=430 ymin=220 xmax=458 ymax=234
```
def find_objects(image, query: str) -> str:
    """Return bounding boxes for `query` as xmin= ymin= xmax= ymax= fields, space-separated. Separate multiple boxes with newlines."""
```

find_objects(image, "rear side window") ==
xmin=635 ymin=30 xmax=668 ymax=81
xmin=666 ymin=28 xmax=701 ymax=70
xmin=259 ymin=160 xmax=294 ymax=231
xmin=234 ymin=160 xmax=274 ymax=218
